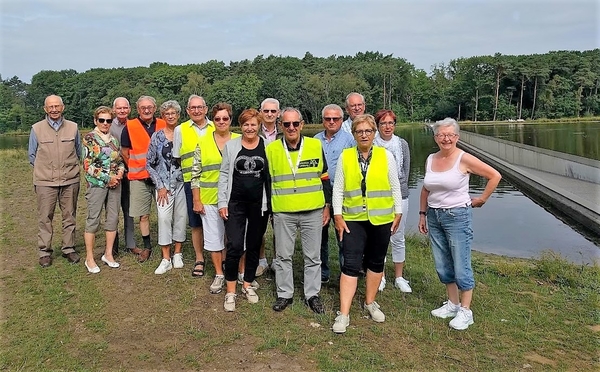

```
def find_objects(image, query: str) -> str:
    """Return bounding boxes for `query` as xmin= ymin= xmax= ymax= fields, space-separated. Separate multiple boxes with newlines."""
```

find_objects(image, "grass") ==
xmin=0 ymin=147 xmax=598 ymax=371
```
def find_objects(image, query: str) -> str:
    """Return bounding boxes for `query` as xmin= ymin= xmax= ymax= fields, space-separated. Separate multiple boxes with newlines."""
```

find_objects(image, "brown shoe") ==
xmin=129 ymin=247 xmax=143 ymax=255
xmin=39 ymin=256 xmax=52 ymax=268
xmin=62 ymin=252 xmax=80 ymax=264
xmin=138 ymin=249 xmax=151 ymax=263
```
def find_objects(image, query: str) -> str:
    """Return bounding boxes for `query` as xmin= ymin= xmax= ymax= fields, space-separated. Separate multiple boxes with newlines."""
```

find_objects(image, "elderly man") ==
xmin=173 ymin=95 xmax=214 ymax=277
xmin=110 ymin=97 xmax=137 ymax=255
xmin=340 ymin=92 xmax=366 ymax=134
xmin=266 ymin=107 xmax=331 ymax=313
xmin=29 ymin=95 xmax=82 ymax=267
xmin=255 ymin=97 xmax=282 ymax=276
xmin=314 ymin=104 xmax=356 ymax=283
xmin=120 ymin=95 xmax=166 ymax=262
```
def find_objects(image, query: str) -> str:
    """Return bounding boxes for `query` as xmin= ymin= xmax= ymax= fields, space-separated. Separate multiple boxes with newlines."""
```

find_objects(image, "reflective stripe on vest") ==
xmin=341 ymin=146 xmax=395 ymax=225
xmin=127 ymin=118 xmax=166 ymax=180
xmin=266 ymin=136 xmax=325 ymax=213
xmin=198 ymin=132 xmax=240 ymax=204
xmin=180 ymin=120 xmax=214 ymax=182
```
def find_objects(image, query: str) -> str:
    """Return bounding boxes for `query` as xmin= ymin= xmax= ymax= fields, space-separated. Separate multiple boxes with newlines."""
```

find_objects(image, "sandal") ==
xmin=192 ymin=261 xmax=205 ymax=277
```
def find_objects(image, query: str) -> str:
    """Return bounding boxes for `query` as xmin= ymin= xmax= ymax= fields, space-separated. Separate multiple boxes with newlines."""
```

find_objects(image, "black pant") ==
xmin=341 ymin=220 xmax=392 ymax=277
xmin=224 ymin=200 xmax=269 ymax=283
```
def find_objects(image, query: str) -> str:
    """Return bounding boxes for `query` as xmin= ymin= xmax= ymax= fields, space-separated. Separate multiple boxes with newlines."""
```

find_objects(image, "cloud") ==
xmin=1 ymin=0 xmax=597 ymax=82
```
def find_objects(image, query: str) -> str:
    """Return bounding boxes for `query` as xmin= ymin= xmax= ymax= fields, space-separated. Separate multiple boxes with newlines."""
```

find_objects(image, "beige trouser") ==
xmin=36 ymin=183 xmax=80 ymax=258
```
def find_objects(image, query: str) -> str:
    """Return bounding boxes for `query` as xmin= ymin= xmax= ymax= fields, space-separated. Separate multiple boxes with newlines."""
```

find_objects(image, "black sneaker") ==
xmin=321 ymin=277 xmax=330 ymax=284
xmin=272 ymin=297 xmax=293 ymax=312
xmin=305 ymin=295 xmax=325 ymax=314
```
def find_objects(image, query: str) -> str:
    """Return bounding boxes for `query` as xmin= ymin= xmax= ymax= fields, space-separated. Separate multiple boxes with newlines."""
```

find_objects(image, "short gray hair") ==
xmin=432 ymin=117 xmax=460 ymax=135
xmin=321 ymin=104 xmax=343 ymax=118
xmin=345 ymin=92 xmax=365 ymax=107
xmin=280 ymin=107 xmax=303 ymax=122
xmin=260 ymin=98 xmax=280 ymax=110
xmin=112 ymin=97 xmax=130 ymax=108
xmin=159 ymin=100 xmax=182 ymax=115
xmin=187 ymin=94 xmax=206 ymax=107
xmin=136 ymin=95 xmax=156 ymax=107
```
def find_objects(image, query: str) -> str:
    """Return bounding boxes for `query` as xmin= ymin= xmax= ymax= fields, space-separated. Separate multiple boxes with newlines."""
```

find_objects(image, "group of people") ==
xmin=29 ymin=92 xmax=500 ymax=333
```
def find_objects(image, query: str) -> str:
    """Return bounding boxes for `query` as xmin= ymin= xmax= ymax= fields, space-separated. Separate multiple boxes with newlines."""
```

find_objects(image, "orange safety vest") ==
xmin=127 ymin=118 xmax=166 ymax=180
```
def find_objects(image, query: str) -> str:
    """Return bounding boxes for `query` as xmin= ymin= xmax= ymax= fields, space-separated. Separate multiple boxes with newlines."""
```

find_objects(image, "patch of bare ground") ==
xmin=523 ymin=353 xmax=557 ymax=367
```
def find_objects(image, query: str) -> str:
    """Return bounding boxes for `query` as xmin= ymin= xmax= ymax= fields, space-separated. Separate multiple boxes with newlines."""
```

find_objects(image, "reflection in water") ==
xmin=462 ymin=122 xmax=600 ymax=160
xmin=3 ymin=124 xmax=599 ymax=264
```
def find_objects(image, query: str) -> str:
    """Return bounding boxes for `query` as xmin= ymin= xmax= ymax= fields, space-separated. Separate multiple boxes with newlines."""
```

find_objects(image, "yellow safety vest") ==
xmin=198 ymin=132 xmax=240 ymax=205
xmin=267 ymin=136 xmax=325 ymax=213
xmin=341 ymin=146 xmax=395 ymax=225
xmin=180 ymin=120 xmax=214 ymax=182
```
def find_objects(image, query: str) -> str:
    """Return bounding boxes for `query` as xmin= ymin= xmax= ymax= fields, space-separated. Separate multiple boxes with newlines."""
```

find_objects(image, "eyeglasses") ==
xmin=163 ymin=112 xmax=178 ymax=117
xmin=213 ymin=117 xmax=230 ymax=122
xmin=139 ymin=106 xmax=155 ymax=111
xmin=188 ymin=105 xmax=207 ymax=111
xmin=435 ymin=133 xmax=458 ymax=139
xmin=97 ymin=118 xmax=113 ymax=124
xmin=45 ymin=105 xmax=63 ymax=110
xmin=282 ymin=121 xmax=301 ymax=128
xmin=354 ymin=129 xmax=375 ymax=136
xmin=323 ymin=117 xmax=342 ymax=122
xmin=379 ymin=121 xmax=395 ymax=127
xmin=262 ymin=109 xmax=278 ymax=114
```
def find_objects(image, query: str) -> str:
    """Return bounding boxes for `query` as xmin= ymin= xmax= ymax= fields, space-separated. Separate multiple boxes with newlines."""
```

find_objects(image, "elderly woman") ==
xmin=373 ymin=109 xmax=412 ymax=293
xmin=331 ymin=114 xmax=403 ymax=333
xmin=191 ymin=103 xmax=240 ymax=294
xmin=82 ymin=106 xmax=125 ymax=273
xmin=418 ymin=118 xmax=501 ymax=330
xmin=147 ymin=100 xmax=187 ymax=275
xmin=217 ymin=108 xmax=271 ymax=311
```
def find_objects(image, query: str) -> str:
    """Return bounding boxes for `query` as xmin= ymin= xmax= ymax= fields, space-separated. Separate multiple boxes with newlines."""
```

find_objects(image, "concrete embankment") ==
xmin=457 ymin=131 xmax=600 ymax=237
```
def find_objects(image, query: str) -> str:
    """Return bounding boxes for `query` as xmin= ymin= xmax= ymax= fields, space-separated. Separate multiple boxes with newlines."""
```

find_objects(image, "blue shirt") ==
xmin=314 ymin=130 xmax=355 ymax=186
xmin=28 ymin=116 xmax=82 ymax=165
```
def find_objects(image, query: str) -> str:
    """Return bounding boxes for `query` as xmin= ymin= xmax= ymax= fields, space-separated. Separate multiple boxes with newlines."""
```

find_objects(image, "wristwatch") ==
xmin=419 ymin=211 xmax=427 ymax=216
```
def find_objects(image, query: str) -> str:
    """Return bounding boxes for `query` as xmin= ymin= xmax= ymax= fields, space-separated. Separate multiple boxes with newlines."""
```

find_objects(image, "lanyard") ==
xmin=282 ymin=136 xmax=304 ymax=191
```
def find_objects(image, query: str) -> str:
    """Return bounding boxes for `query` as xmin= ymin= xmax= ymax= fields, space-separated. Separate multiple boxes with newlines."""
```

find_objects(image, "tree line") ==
xmin=0 ymin=49 xmax=598 ymax=133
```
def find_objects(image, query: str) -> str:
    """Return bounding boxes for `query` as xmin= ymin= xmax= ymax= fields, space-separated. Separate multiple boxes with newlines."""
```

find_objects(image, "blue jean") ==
xmin=427 ymin=206 xmax=475 ymax=291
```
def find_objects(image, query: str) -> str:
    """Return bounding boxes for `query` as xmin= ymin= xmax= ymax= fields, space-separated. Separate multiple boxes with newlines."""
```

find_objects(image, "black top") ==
xmin=230 ymin=139 xmax=268 ymax=203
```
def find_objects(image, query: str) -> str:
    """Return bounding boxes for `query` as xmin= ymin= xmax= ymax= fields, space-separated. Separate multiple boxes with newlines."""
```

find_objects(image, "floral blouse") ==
xmin=82 ymin=130 xmax=125 ymax=188
xmin=146 ymin=129 xmax=183 ymax=193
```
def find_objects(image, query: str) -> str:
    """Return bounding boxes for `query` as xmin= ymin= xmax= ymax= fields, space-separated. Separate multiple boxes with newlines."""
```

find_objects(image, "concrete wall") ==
xmin=459 ymin=131 xmax=600 ymax=184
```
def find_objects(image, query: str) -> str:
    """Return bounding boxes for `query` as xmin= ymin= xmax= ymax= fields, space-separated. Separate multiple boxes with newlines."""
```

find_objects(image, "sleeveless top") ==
xmin=423 ymin=151 xmax=471 ymax=209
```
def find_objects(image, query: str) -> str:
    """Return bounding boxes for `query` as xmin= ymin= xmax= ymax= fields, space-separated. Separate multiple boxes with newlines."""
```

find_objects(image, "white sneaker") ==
xmin=378 ymin=277 xmax=386 ymax=292
xmin=242 ymin=286 xmax=259 ymax=303
xmin=394 ymin=277 xmax=412 ymax=293
xmin=449 ymin=307 xmax=474 ymax=330
xmin=210 ymin=275 xmax=225 ymax=294
xmin=237 ymin=273 xmax=260 ymax=289
xmin=431 ymin=300 xmax=460 ymax=319
xmin=224 ymin=293 xmax=236 ymax=312
xmin=154 ymin=259 xmax=172 ymax=275
xmin=332 ymin=312 xmax=350 ymax=333
xmin=172 ymin=253 xmax=184 ymax=269
xmin=255 ymin=262 xmax=269 ymax=277
xmin=364 ymin=301 xmax=385 ymax=322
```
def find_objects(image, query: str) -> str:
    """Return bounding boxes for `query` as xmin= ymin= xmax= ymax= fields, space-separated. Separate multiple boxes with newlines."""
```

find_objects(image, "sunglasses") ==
xmin=262 ymin=109 xmax=278 ymax=114
xmin=324 ymin=117 xmax=342 ymax=122
xmin=213 ymin=117 xmax=230 ymax=122
xmin=282 ymin=121 xmax=301 ymax=128
xmin=97 ymin=118 xmax=113 ymax=124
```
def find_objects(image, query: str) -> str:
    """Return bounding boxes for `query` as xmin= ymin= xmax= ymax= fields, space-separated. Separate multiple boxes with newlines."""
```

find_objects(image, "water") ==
xmin=4 ymin=124 xmax=599 ymax=264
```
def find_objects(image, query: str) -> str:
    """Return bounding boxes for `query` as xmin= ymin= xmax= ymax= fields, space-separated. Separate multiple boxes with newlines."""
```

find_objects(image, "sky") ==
xmin=1 ymin=0 xmax=598 ymax=83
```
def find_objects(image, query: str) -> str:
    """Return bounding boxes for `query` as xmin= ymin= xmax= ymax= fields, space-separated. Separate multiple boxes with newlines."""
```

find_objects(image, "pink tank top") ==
xmin=423 ymin=151 xmax=471 ymax=209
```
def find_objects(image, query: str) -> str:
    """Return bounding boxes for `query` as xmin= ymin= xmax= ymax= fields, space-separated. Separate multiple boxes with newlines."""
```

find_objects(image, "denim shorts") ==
xmin=184 ymin=182 xmax=203 ymax=228
xmin=426 ymin=206 xmax=474 ymax=291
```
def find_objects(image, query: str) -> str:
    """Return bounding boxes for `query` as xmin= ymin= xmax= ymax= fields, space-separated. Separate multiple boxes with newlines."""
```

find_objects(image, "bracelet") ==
xmin=419 ymin=211 xmax=427 ymax=216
